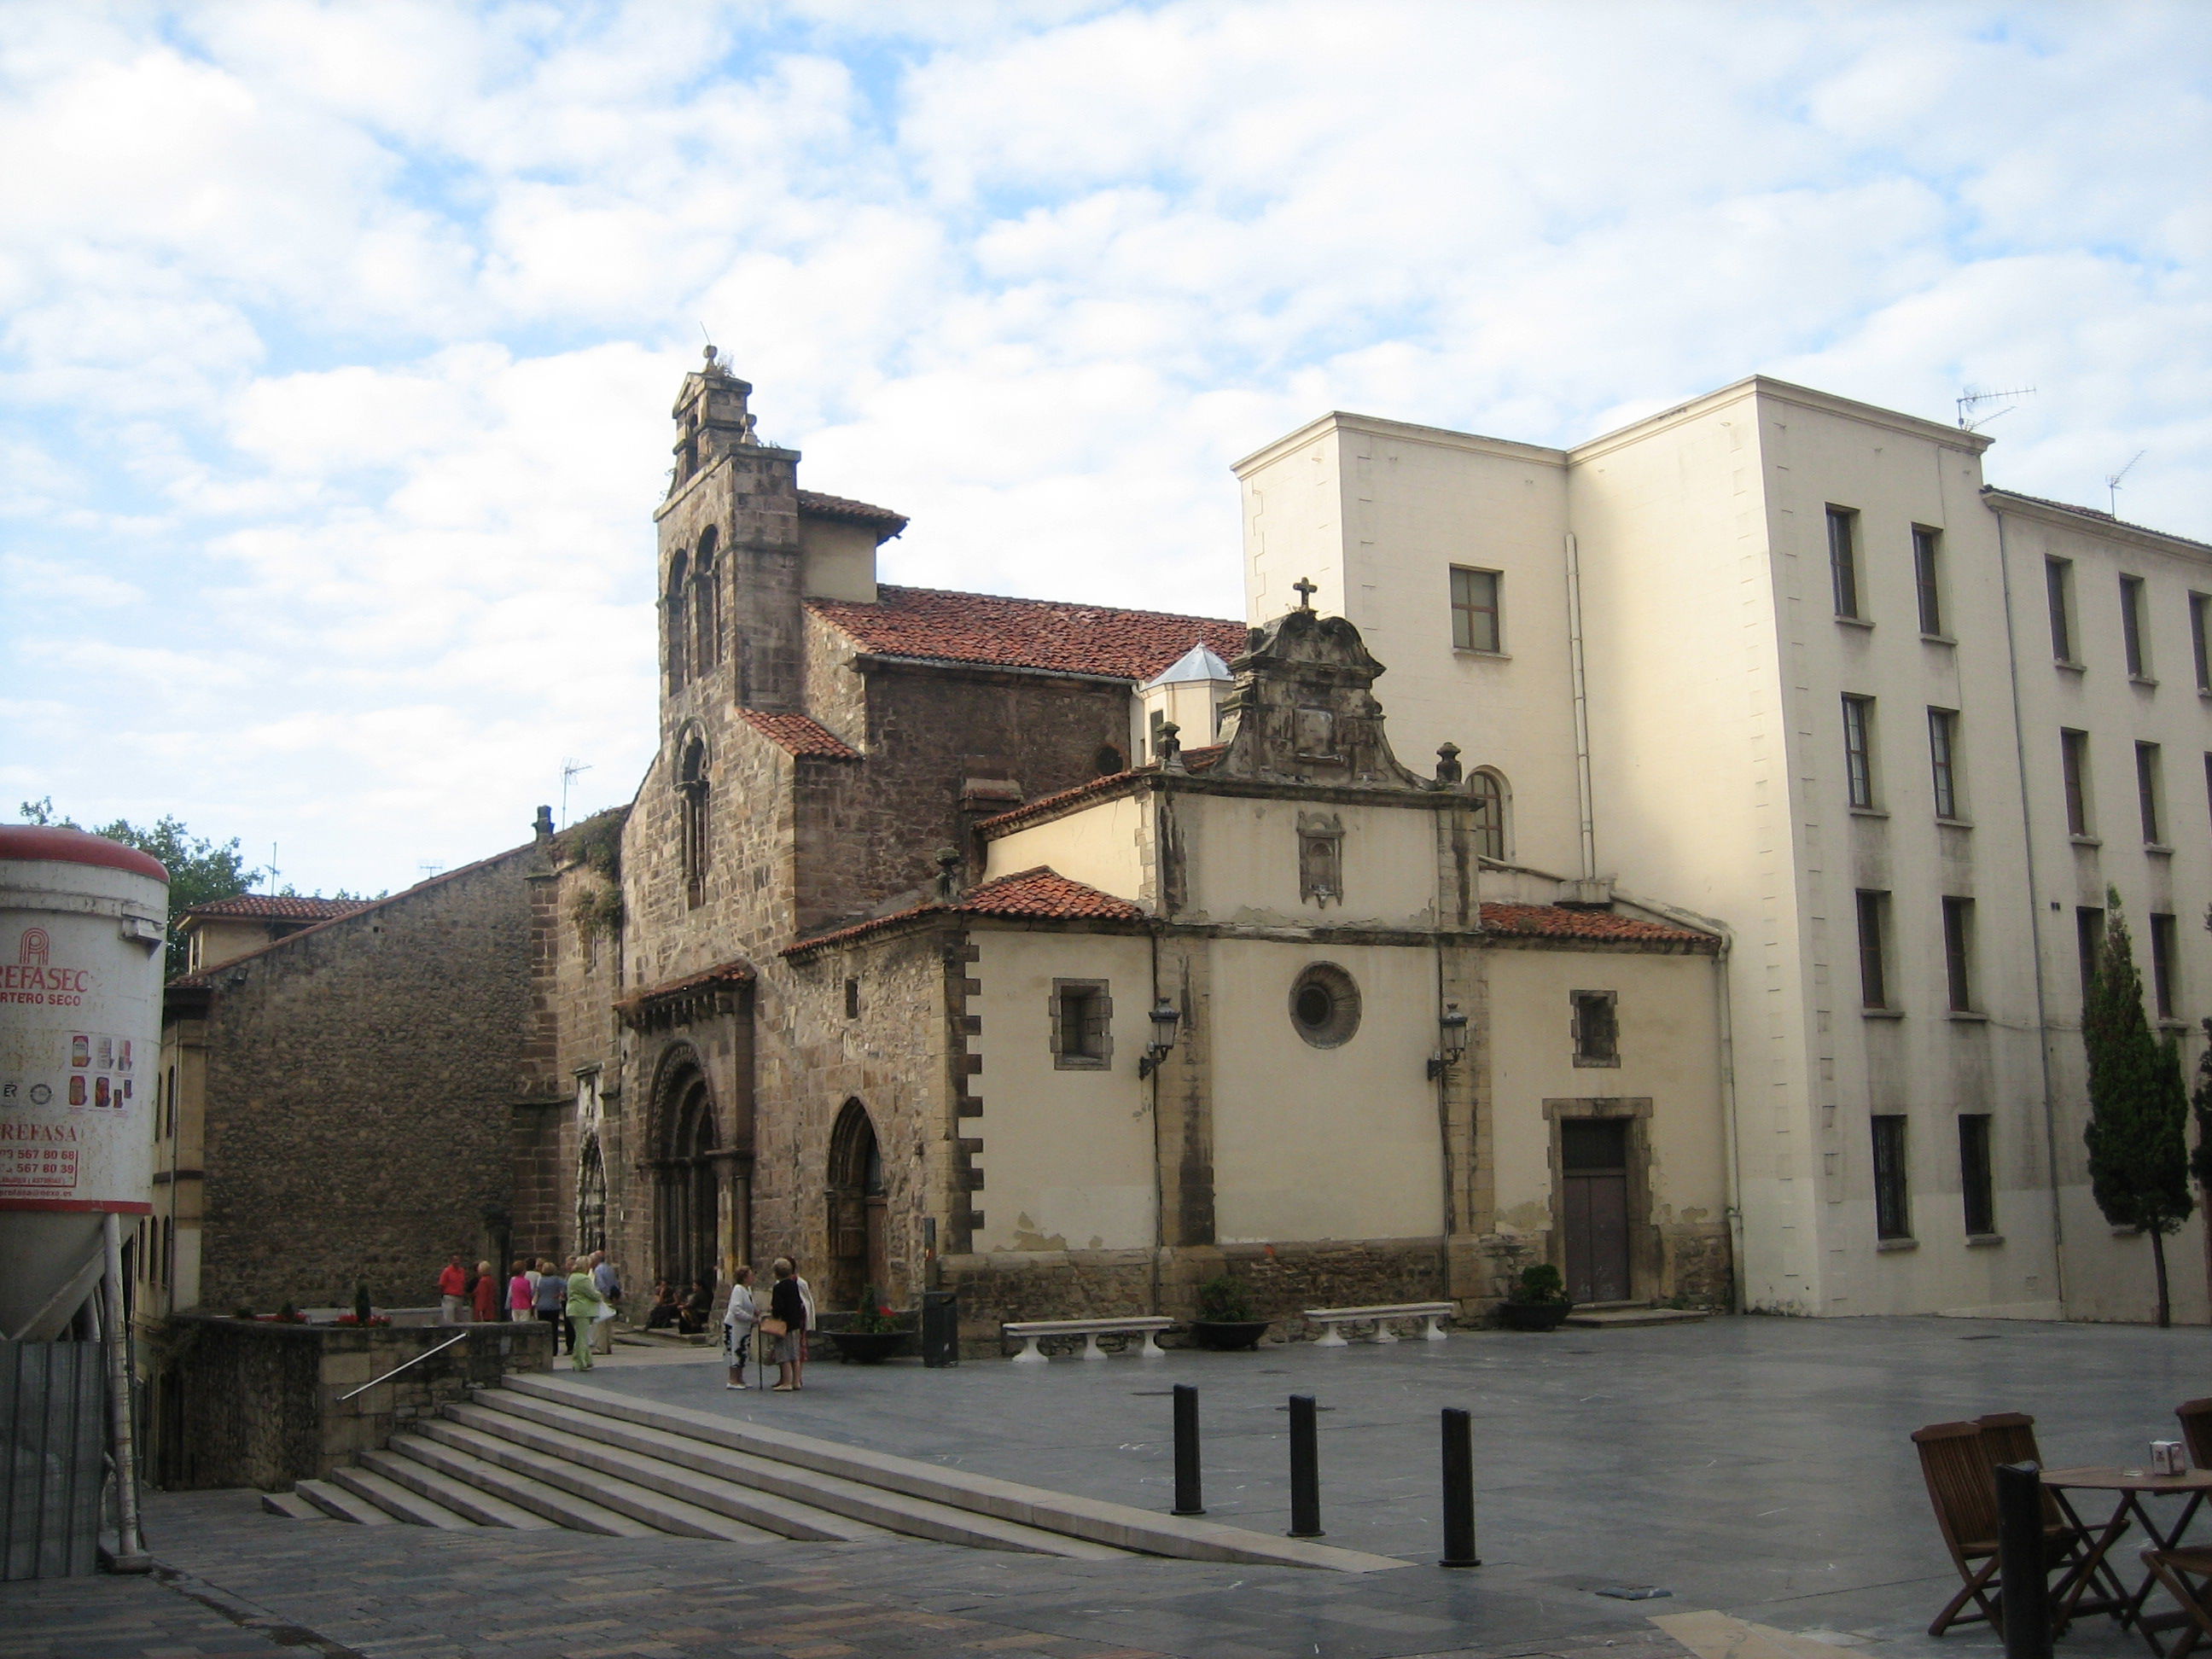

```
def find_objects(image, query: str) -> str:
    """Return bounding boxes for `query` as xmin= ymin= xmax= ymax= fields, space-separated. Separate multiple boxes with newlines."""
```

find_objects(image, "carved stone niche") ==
xmin=1297 ymin=811 xmax=1344 ymax=906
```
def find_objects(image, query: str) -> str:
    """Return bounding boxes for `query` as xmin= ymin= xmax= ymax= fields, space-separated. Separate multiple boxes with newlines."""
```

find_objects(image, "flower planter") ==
xmin=1494 ymin=1301 xmax=1574 ymax=1331
xmin=1189 ymin=1319 xmax=1270 ymax=1351
xmin=827 ymin=1329 xmax=912 ymax=1364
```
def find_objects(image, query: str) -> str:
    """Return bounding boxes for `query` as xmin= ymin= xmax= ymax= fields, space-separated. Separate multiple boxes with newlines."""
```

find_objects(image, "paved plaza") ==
xmin=5 ymin=1314 xmax=2208 ymax=1657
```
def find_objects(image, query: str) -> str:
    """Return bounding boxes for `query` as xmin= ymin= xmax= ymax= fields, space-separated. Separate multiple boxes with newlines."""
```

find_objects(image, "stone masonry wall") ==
xmin=196 ymin=846 xmax=537 ymax=1311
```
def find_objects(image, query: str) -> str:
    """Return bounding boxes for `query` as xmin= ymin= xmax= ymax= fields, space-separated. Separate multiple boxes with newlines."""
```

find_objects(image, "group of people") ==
xmin=434 ymin=1250 xmax=625 ymax=1372
xmin=719 ymin=1259 xmax=813 ymax=1393
xmin=434 ymin=1248 xmax=819 ymax=1390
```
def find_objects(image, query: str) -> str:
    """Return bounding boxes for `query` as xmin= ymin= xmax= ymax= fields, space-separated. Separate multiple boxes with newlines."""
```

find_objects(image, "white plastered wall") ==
xmin=984 ymin=794 xmax=1150 ymax=905
xmin=1177 ymin=793 xmax=1437 ymax=929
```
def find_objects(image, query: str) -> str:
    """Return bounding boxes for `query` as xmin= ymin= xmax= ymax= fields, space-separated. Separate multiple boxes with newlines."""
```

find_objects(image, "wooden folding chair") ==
xmin=2177 ymin=1400 xmax=2212 ymax=1472
xmin=1916 ymin=1421 xmax=2007 ymax=1635
xmin=2140 ymin=1545 xmax=2212 ymax=1658
xmin=1976 ymin=1412 xmax=2128 ymax=1621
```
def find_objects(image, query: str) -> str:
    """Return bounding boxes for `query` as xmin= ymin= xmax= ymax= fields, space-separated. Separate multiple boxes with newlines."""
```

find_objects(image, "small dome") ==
xmin=1141 ymin=642 xmax=1233 ymax=690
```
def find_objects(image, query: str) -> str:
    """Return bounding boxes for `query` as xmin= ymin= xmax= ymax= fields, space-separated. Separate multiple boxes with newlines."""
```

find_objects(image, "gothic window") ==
xmin=666 ymin=550 xmax=690 ymax=691
xmin=692 ymin=527 xmax=720 ymax=674
xmin=678 ymin=733 xmax=709 ymax=908
xmin=576 ymin=1134 xmax=608 ymax=1255
xmin=1470 ymin=769 xmax=1509 ymax=860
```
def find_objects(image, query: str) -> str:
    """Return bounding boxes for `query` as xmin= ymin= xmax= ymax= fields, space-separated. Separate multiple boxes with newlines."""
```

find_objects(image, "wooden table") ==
xmin=2040 ymin=1465 xmax=2212 ymax=1639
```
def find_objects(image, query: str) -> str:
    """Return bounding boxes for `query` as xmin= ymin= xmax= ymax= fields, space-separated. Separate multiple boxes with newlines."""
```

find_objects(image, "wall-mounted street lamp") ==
xmin=1427 ymin=1005 xmax=1470 ymax=1080
xmin=1138 ymin=997 xmax=1183 ymax=1078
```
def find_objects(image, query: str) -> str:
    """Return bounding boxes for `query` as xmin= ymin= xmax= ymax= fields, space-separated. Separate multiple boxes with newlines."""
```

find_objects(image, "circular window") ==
xmin=1289 ymin=963 xmax=1361 ymax=1048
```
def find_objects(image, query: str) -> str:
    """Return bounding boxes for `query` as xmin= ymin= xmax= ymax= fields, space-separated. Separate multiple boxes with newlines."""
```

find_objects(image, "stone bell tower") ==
xmin=654 ymin=346 xmax=806 ymax=730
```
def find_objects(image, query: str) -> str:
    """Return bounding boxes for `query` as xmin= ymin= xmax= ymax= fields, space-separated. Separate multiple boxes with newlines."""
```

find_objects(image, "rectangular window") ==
xmin=1872 ymin=1115 xmax=1911 ymax=1240
xmin=1928 ymin=707 xmax=1961 ymax=820
xmin=2151 ymin=912 xmax=2179 ymax=1021
xmin=2192 ymin=594 xmax=2211 ymax=692
xmin=1912 ymin=526 xmax=1944 ymax=636
xmin=1050 ymin=980 xmax=1113 ymax=1069
xmin=2046 ymin=558 xmax=2075 ymax=662
xmin=2138 ymin=742 xmax=2165 ymax=844
xmin=1450 ymin=566 xmax=1501 ymax=653
xmin=2076 ymin=906 xmax=2104 ymax=1004
xmin=843 ymin=977 xmax=859 ymax=1020
xmin=1941 ymin=897 xmax=1976 ymax=1012
xmin=1842 ymin=695 xmax=1877 ymax=809
xmin=1827 ymin=507 xmax=1862 ymax=620
xmin=2121 ymin=574 xmax=2150 ymax=678
xmin=1571 ymin=990 xmax=1620 ymax=1067
xmin=1959 ymin=1115 xmax=1996 ymax=1237
xmin=1855 ymin=890 xmax=1890 ymax=1010
xmin=2060 ymin=730 xmax=2093 ymax=836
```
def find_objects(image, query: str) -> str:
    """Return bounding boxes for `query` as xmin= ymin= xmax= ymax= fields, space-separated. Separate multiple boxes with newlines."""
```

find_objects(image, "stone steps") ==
xmin=1562 ymin=1307 xmax=1710 ymax=1329
xmin=356 ymin=1447 xmax=557 ymax=1530
xmin=293 ymin=1478 xmax=396 ymax=1526
xmin=259 ymin=1489 xmax=327 ymax=1522
xmin=329 ymin=1464 xmax=479 ymax=1529
xmin=387 ymin=1429 xmax=663 ymax=1536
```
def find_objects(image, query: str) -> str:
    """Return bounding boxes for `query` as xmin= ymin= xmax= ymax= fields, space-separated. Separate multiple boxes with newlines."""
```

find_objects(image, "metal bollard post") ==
xmin=1995 ymin=1461 xmax=2052 ymax=1659
xmin=1440 ymin=1406 xmax=1480 ymax=1567
xmin=1288 ymin=1394 xmax=1323 ymax=1538
xmin=1172 ymin=1383 xmax=1204 ymax=1516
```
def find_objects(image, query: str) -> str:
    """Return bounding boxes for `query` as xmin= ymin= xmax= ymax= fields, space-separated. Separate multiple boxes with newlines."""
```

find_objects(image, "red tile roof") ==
xmin=976 ymin=771 xmax=1144 ymax=835
xmin=181 ymin=894 xmax=374 ymax=922
xmin=1480 ymin=903 xmax=1714 ymax=946
xmin=616 ymin=958 xmax=755 ymax=1030
xmin=1982 ymin=487 xmax=2212 ymax=554
xmin=735 ymin=708 xmax=860 ymax=759
xmin=783 ymin=866 xmax=1144 ymax=957
xmin=798 ymin=489 xmax=909 ymax=534
xmin=810 ymin=585 xmax=1247 ymax=682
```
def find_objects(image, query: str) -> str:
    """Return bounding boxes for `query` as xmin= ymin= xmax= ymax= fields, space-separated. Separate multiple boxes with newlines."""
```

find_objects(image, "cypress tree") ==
xmin=2081 ymin=900 xmax=2193 ymax=1327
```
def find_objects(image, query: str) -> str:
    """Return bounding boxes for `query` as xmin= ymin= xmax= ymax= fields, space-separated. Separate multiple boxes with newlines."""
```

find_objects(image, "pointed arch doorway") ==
xmin=827 ymin=1100 xmax=888 ymax=1310
xmin=655 ymin=1063 xmax=719 ymax=1290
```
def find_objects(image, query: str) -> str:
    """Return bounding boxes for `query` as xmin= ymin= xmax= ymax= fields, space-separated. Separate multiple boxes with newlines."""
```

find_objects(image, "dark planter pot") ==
xmin=1189 ymin=1319 xmax=1270 ymax=1351
xmin=827 ymin=1330 xmax=911 ymax=1364
xmin=1495 ymin=1301 xmax=1574 ymax=1331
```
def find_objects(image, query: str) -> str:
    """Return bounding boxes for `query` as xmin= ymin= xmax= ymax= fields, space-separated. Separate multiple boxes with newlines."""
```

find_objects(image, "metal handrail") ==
xmin=339 ymin=1329 xmax=474 ymax=1401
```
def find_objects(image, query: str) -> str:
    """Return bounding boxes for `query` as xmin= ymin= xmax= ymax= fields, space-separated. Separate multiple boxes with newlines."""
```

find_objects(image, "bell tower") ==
xmin=654 ymin=347 xmax=806 ymax=730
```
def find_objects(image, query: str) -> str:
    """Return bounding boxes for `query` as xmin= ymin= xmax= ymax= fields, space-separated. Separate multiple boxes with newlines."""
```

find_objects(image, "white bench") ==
xmin=1004 ymin=1316 xmax=1174 ymax=1363
xmin=1302 ymin=1301 xmax=1455 ymax=1346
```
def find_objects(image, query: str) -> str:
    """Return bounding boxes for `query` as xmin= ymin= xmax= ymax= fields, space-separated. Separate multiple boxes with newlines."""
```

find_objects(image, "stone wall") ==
xmin=195 ymin=846 xmax=538 ymax=1311
xmin=150 ymin=1314 xmax=552 ymax=1490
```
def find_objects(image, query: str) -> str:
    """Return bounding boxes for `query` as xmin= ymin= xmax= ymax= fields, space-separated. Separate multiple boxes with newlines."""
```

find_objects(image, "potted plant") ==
xmin=1189 ymin=1274 xmax=1270 ymax=1350
xmin=1495 ymin=1264 xmax=1574 ymax=1331
xmin=825 ymin=1288 xmax=912 ymax=1364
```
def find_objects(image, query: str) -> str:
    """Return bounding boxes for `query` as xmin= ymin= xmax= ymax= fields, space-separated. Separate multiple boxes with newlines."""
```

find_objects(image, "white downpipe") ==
xmin=1564 ymin=533 xmax=1598 ymax=881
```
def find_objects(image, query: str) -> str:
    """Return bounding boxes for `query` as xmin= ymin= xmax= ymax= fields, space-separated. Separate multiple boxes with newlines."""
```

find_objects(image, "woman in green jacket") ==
xmin=564 ymin=1255 xmax=604 ymax=1371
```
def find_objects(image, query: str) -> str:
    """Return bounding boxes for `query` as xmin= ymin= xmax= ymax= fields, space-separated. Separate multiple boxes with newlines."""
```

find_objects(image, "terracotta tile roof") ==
xmin=180 ymin=894 xmax=374 ymax=923
xmin=783 ymin=866 xmax=1144 ymax=957
xmin=1480 ymin=903 xmax=1714 ymax=946
xmin=809 ymin=585 xmax=1248 ymax=682
xmin=1982 ymin=487 xmax=2212 ymax=554
xmin=975 ymin=770 xmax=1145 ymax=835
xmin=735 ymin=708 xmax=860 ymax=759
xmin=798 ymin=490 xmax=908 ymax=534
xmin=615 ymin=958 xmax=756 ymax=1030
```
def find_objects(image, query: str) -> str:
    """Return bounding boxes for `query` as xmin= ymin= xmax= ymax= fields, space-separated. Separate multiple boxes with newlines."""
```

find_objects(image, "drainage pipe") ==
xmin=1564 ymin=532 xmax=1598 ymax=882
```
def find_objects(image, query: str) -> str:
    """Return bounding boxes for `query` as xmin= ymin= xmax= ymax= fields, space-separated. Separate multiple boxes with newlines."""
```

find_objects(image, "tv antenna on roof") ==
xmin=560 ymin=758 xmax=592 ymax=826
xmin=2105 ymin=450 xmax=2147 ymax=516
xmin=1956 ymin=384 xmax=2036 ymax=431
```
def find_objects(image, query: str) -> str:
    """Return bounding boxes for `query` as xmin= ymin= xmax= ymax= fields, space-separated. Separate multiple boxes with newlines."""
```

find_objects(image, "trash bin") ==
xmin=921 ymin=1289 xmax=959 ymax=1368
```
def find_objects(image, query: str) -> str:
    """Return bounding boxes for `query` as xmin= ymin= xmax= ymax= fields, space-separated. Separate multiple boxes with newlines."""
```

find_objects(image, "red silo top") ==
xmin=0 ymin=825 xmax=170 ymax=884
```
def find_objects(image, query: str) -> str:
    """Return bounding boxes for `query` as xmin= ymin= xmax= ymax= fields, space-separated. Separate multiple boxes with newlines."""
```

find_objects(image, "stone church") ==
xmin=156 ymin=354 xmax=1733 ymax=1336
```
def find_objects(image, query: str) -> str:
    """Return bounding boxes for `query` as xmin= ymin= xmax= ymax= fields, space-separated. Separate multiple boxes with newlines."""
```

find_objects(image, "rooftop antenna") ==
xmin=2105 ymin=450 xmax=2147 ymax=516
xmin=417 ymin=861 xmax=443 ymax=882
xmin=266 ymin=843 xmax=278 ymax=895
xmin=560 ymin=758 xmax=592 ymax=826
xmin=1956 ymin=383 xmax=2036 ymax=431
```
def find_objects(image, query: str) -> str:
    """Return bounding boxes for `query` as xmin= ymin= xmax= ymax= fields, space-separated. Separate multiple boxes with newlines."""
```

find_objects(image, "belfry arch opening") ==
xmin=826 ymin=1099 xmax=888 ymax=1310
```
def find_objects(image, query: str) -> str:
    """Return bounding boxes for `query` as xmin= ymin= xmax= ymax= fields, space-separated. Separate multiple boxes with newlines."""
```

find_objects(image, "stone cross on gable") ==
xmin=1292 ymin=576 xmax=1318 ymax=611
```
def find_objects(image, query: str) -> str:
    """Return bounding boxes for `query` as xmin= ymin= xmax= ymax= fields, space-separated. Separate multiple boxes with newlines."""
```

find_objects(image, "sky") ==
xmin=2 ymin=1 xmax=2207 ymax=896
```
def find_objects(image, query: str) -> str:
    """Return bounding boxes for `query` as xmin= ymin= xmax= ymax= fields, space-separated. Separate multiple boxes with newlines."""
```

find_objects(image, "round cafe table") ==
xmin=2040 ymin=1464 xmax=2212 ymax=1635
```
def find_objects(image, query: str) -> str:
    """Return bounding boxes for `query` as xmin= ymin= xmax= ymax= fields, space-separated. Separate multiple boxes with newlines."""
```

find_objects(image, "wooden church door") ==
xmin=1560 ymin=1118 xmax=1631 ymax=1305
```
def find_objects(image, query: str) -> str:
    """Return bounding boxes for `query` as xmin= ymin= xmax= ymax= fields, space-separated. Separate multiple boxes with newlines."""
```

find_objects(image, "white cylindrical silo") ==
xmin=0 ymin=825 xmax=169 ymax=1341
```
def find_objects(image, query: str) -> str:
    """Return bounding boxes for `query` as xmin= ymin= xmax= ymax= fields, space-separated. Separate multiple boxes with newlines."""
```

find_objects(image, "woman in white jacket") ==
xmin=722 ymin=1265 xmax=760 ymax=1390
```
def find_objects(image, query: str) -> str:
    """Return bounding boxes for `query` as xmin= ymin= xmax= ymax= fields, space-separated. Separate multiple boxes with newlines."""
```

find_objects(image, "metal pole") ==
xmin=1172 ymin=1384 xmax=1203 ymax=1516
xmin=1996 ymin=1461 xmax=2052 ymax=1659
xmin=102 ymin=1214 xmax=149 ymax=1571
xmin=1440 ymin=1406 xmax=1479 ymax=1566
xmin=1288 ymin=1394 xmax=1323 ymax=1538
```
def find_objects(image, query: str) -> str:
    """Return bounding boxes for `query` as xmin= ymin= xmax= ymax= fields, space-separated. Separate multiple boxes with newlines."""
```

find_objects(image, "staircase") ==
xmin=263 ymin=1372 xmax=1404 ymax=1573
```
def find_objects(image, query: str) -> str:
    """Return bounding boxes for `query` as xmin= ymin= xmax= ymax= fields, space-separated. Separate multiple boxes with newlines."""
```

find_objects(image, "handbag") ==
xmin=759 ymin=1317 xmax=789 ymax=1337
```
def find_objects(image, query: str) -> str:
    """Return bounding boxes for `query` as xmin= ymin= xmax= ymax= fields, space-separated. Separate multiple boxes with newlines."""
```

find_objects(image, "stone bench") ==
xmin=1004 ymin=1316 xmax=1174 ymax=1363
xmin=1301 ymin=1301 xmax=1455 ymax=1346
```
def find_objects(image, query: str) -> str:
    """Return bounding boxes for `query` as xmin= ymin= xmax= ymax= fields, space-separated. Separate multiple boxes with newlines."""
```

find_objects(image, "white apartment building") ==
xmin=1235 ymin=377 xmax=2212 ymax=1320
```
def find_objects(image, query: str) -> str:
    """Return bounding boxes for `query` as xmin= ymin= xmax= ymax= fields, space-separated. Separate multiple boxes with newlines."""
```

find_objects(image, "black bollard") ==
xmin=1995 ymin=1461 xmax=2052 ymax=1659
xmin=1172 ymin=1384 xmax=1204 ymax=1516
xmin=1440 ymin=1406 xmax=1480 ymax=1567
xmin=1288 ymin=1394 xmax=1323 ymax=1538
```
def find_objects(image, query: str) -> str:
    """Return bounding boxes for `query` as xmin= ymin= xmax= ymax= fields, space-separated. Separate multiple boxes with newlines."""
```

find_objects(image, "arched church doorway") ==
xmin=576 ymin=1134 xmax=608 ymax=1256
xmin=826 ymin=1099 xmax=888 ymax=1310
xmin=654 ymin=1062 xmax=719 ymax=1291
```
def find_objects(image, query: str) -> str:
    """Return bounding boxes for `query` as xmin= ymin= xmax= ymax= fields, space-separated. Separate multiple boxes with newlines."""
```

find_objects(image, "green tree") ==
xmin=19 ymin=797 xmax=256 ymax=975
xmin=2082 ymin=898 xmax=2194 ymax=1327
